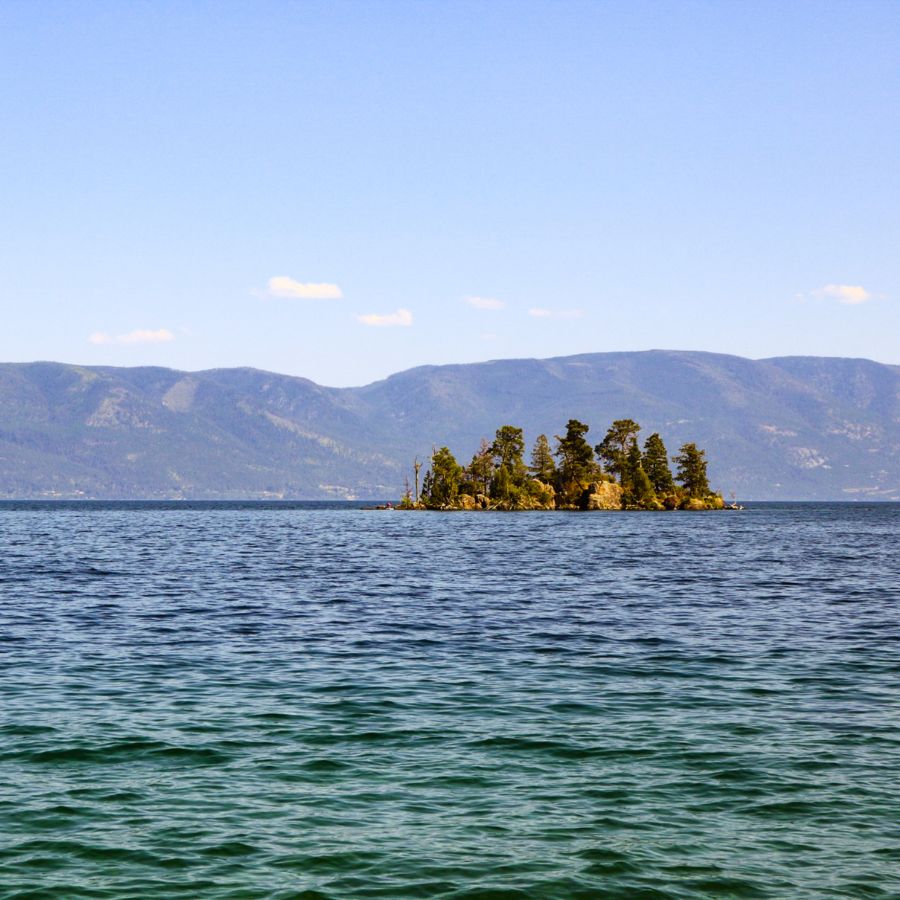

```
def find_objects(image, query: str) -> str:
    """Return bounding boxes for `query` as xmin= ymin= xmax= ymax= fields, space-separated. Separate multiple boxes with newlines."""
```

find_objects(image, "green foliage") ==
xmin=529 ymin=434 xmax=556 ymax=483
xmin=464 ymin=438 xmax=494 ymax=497
xmin=421 ymin=446 xmax=463 ymax=508
xmin=642 ymin=433 xmax=675 ymax=495
xmin=490 ymin=463 xmax=523 ymax=506
xmin=491 ymin=426 xmax=526 ymax=483
xmin=491 ymin=464 xmax=510 ymax=500
xmin=596 ymin=419 xmax=641 ymax=483
xmin=622 ymin=440 xmax=656 ymax=507
xmin=524 ymin=477 xmax=556 ymax=507
xmin=397 ymin=492 xmax=417 ymax=509
xmin=413 ymin=419 xmax=717 ymax=511
xmin=554 ymin=419 xmax=596 ymax=490
xmin=673 ymin=442 xmax=710 ymax=498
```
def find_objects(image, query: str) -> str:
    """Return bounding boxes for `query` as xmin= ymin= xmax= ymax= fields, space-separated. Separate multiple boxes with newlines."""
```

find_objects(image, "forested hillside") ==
xmin=0 ymin=351 xmax=897 ymax=500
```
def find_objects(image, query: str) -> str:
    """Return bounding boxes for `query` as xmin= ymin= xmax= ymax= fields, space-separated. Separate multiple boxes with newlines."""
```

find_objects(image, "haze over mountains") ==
xmin=0 ymin=350 xmax=897 ymax=501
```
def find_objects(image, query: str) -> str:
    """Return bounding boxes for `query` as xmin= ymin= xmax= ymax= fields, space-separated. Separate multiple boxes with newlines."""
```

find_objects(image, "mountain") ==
xmin=0 ymin=351 xmax=897 ymax=500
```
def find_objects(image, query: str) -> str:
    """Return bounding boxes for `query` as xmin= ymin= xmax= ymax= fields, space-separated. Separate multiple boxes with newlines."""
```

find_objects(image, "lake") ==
xmin=1 ymin=502 xmax=898 ymax=898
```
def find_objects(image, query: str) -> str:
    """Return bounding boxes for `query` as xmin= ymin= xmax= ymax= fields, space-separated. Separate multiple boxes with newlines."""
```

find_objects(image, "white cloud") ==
xmin=528 ymin=308 xmax=583 ymax=320
xmin=266 ymin=276 xmax=343 ymax=300
xmin=465 ymin=295 xmax=505 ymax=310
xmin=89 ymin=328 xmax=175 ymax=346
xmin=811 ymin=284 xmax=872 ymax=305
xmin=356 ymin=308 xmax=413 ymax=327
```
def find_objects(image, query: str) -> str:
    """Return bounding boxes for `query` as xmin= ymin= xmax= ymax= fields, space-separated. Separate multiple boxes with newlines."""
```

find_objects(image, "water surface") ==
xmin=1 ymin=503 xmax=898 ymax=897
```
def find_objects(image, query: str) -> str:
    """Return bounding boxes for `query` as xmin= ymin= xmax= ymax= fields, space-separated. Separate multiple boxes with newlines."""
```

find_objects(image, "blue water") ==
xmin=1 ymin=503 xmax=898 ymax=898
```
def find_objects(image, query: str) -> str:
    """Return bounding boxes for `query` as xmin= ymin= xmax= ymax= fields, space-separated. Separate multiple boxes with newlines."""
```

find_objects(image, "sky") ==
xmin=1 ymin=0 xmax=897 ymax=387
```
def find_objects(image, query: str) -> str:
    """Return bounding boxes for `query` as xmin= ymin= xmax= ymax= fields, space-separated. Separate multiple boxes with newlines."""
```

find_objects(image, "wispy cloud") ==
xmin=88 ymin=328 xmax=175 ymax=346
xmin=465 ymin=295 xmax=505 ymax=310
xmin=356 ymin=308 xmax=413 ymax=327
xmin=266 ymin=276 xmax=343 ymax=300
xmin=810 ymin=284 xmax=873 ymax=305
xmin=528 ymin=308 xmax=583 ymax=320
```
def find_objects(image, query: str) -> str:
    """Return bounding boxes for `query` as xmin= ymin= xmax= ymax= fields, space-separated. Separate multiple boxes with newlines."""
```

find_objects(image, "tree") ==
xmin=554 ymin=419 xmax=595 ymax=488
xmin=642 ymin=433 xmax=675 ymax=495
xmin=421 ymin=446 xmax=463 ymax=508
xmin=622 ymin=439 xmax=656 ymax=507
xmin=596 ymin=419 xmax=641 ymax=483
xmin=491 ymin=464 xmax=520 ymax=505
xmin=465 ymin=438 xmax=494 ymax=497
xmin=402 ymin=475 xmax=413 ymax=506
xmin=673 ymin=442 xmax=710 ymax=498
xmin=529 ymin=434 xmax=556 ymax=483
xmin=491 ymin=425 xmax=526 ymax=483
xmin=413 ymin=457 xmax=423 ymax=504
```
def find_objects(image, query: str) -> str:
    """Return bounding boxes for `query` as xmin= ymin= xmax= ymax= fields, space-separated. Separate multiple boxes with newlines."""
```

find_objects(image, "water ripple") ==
xmin=0 ymin=502 xmax=898 ymax=897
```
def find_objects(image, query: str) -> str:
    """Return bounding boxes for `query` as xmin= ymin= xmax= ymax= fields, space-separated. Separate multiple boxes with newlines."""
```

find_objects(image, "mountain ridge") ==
xmin=1 ymin=350 xmax=897 ymax=500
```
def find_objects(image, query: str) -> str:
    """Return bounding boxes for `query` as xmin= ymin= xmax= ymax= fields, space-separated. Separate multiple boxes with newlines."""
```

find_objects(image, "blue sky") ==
xmin=1 ymin=0 xmax=897 ymax=386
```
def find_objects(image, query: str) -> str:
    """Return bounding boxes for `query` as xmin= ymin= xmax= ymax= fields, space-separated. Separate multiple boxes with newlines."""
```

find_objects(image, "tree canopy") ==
xmin=554 ymin=419 xmax=596 ymax=490
xmin=529 ymin=434 xmax=556 ymax=483
xmin=673 ymin=442 xmax=710 ymax=498
xmin=420 ymin=446 xmax=463 ymax=508
xmin=642 ymin=433 xmax=675 ymax=495
xmin=464 ymin=438 xmax=494 ymax=498
xmin=622 ymin=439 xmax=656 ymax=507
xmin=596 ymin=419 xmax=641 ymax=481
xmin=491 ymin=425 xmax=526 ymax=480
xmin=415 ymin=419 xmax=722 ymax=510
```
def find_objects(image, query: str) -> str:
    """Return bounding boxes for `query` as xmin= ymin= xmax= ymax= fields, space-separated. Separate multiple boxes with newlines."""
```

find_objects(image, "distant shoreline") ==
xmin=5 ymin=499 xmax=896 ymax=510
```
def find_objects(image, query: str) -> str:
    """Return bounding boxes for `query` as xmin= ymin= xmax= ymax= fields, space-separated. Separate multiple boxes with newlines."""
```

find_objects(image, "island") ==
xmin=398 ymin=419 xmax=732 ymax=511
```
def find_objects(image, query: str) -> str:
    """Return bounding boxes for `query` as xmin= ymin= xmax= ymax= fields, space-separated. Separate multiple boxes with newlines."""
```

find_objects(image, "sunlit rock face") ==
xmin=581 ymin=482 xmax=623 ymax=510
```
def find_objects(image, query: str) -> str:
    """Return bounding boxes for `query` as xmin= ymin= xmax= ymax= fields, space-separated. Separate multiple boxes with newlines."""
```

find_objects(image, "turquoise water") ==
xmin=1 ymin=503 xmax=898 ymax=898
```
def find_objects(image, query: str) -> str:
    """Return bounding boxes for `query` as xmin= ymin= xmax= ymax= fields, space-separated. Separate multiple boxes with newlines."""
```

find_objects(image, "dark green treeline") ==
xmin=407 ymin=419 xmax=724 ymax=511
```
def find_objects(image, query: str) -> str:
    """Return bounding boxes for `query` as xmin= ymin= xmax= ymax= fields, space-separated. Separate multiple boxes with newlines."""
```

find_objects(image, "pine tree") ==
xmin=529 ymin=434 xmax=556 ymax=483
xmin=642 ymin=432 xmax=675 ymax=495
xmin=465 ymin=438 xmax=494 ymax=497
xmin=673 ymin=442 xmax=710 ymax=498
xmin=622 ymin=439 xmax=656 ymax=507
xmin=421 ymin=446 xmax=463 ymax=508
xmin=491 ymin=464 xmax=514 ymax=503
xmin=554 ymin=419 xmax=595 ymax=489
xmin=491 ymin=425 xmax=526 ymax=484
xmin=420 ymin=469 xmax=434 ymax=505
xmin=596 ymin=419 xmax=641 ymax=483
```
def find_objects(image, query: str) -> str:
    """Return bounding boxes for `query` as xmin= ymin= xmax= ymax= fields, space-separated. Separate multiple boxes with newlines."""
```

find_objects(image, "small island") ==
xmin=398 ymin=419 xmax=732 ymax=511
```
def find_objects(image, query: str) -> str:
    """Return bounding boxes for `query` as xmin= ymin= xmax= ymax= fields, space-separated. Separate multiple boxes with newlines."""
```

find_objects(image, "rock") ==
xmin=456 ymin=494 xmax=478 ymax=510
xmin=580 ymin=481 xmax=623 ymax=510
xmin=526 ymin=480 xmax=556 ymax=509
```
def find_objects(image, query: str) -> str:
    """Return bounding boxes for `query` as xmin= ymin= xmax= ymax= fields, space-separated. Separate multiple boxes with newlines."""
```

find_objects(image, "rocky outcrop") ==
xmin=523 ymin=480 xmax=556 ymax=509
xmin=580 ymin=481 xmax=623 ymax=510
xmin=679 ymin=495 xmax=725 ymax=510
